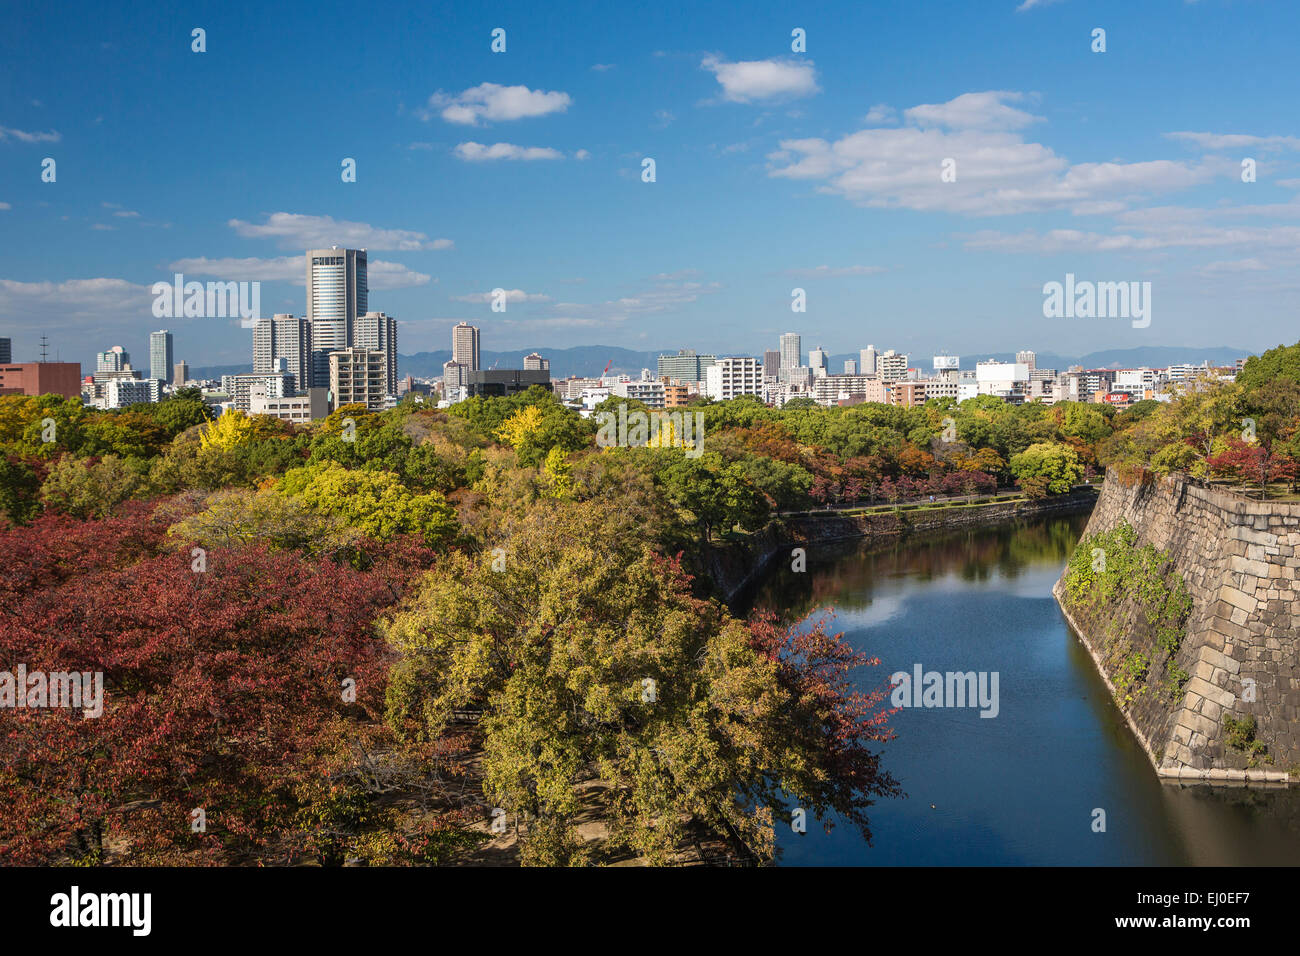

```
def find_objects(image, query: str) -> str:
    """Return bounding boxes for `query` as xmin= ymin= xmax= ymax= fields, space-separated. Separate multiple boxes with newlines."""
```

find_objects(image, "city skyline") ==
xmin=3 ymin=0 xmax=1299 ymax=371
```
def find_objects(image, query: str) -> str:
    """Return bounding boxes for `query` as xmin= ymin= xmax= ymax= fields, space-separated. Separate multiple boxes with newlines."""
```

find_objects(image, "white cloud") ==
xmin=169 ymin=255 xmax=300 ymax=281
xmin=0 ymin=126 xmax=60 ymax=143
xmin=904 ymin=91 xmax=1041 ymax=130
xmin=228 ymin=212 xmax=452 ymax=251
xmin=701 ymin=56 xmax=819 ymax=103
xmin=864 ymin=104 xmax=897 ymax=125
xmin=574 ymin=149 xmax=591 ymax=160
xmin=766 ymin=91 xmax=1224 ymax=215
xmin=1166 ymin=131 xmax=1300 ymax=151
xmin=168 ymin=255 xmax=430 ymax=289
xmin=1016 ymin=0 xmax=1063 ymax=10
xmin=423 ymin=83 xmax=572 ymax=125
xmin=1198 ymin=258 xmax=1269 ymax=274
xmin=0 ymin=278 xmax=152 ymax=333
xmin=960 ymin=223 xmax=1300 ymax=254
xmin=0 ymin=202 xmax=10 ymax=210
xmin=365 ymin=260 xmax=434 ymax=289
xmin=453 ymin=289 xmax=551 ymax=304
xmin=784 ymin=265 xmax=888 ymax=277
xmin=453 ymin=142 xmax=565 ymax=161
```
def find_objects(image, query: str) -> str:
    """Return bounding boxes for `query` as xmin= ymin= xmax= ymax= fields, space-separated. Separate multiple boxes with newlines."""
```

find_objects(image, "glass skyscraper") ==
xmin=150 ymin=330 xmax=174 ymax=384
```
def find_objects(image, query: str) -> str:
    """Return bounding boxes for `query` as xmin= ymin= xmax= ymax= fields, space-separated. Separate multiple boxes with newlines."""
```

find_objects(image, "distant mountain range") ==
xmin=189 ymin=344 xmax=1256 ymax=382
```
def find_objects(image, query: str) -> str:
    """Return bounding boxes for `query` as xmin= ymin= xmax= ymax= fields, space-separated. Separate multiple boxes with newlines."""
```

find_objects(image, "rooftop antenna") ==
xmin=39 ymin=334 xmax=49 ymax=363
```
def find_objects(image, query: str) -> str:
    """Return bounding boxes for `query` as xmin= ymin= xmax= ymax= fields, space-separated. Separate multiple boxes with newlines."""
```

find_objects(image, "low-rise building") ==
xmin=0 ymin=361 xmax=83 ymax=398
xmin=250 ymin=386 xmax=330 ymax=423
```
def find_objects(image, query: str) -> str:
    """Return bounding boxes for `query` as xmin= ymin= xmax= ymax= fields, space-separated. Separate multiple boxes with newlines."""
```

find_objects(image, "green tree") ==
xmin=382 ymin=497 xmax=898 ymax=865
xmin=39 ymin=455 xmax=143 ymax=518
xmin=280 ymin=462 xmax=457 ymax=546
xmin=1009 ymin=442 xmax=1083 ymax=496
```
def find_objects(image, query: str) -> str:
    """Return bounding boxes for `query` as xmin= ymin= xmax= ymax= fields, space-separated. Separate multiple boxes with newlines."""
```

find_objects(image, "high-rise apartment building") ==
xmin=1016 ymin=350 xmax=1036 ymax=372
xmin=150 ymin=330 xmax=174 ymax=384
xmin=254 ymin=314 xmax=313 ymax=391
xmin=809 ymin=346 xmax=828 ymax=378
xmin=656 ymin=349 xmax=715 ymax=384
xmin=354 ymin=311 xmax=398 ymax=395
xmin=844 ymin=359 xmax=858 ymax=375
xmin=307 ymin=248 xmax=367 ymax=385
xmin=762 ymin=349 xmax=781 ymax=380
xmin=452 ymin=322 xmax=480 ymax=371
xmin=860 ymin=345 xmax=878 ymax=378
xmin=524 ymin=352 xmax=549 ymax=371
xmin=442 ymin=360 xmax=469 ymax=389
xmin=174 ymin=362 xmax=189 ymax=386
xmin=329 ymin=347 xmax=387 ymax=411
xmin=705 ymin=356 xmax=762 ymax=401
xmin=877 ymin=350 xmax=910 ymax=382
xmin=780 ymin=333 xmax=801 ymax=373
xmin=0 ymin=338 xmax=10 ymax=364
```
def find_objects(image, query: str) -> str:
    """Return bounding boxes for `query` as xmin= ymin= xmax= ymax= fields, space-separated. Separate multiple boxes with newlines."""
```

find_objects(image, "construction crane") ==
xmin=601 ymin=358 xmax=613 ymax=378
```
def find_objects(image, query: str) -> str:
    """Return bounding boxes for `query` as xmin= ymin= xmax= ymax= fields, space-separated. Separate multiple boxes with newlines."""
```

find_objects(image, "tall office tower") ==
xmin=523 ymin=352 xmax=549 ymax=371
xmin=780 ymin=332 xmax=801 ymax=373
xmin=1016 ymin=350 xmax=1036 ymax=372
xmin=150 ymin=330 xmax=174 ymax=383
xmin=0 ymin=338 xmax=10 ymax=363
xmin=174 ymin=361 xmax=189 ymax=386
xmin=763 ymin=349 xmax=781 ymax=379
xmin=307 ymin=247 xmax=367 ymax=385
xmin=452 ymin=322 xmax=481 ymax=371
xmin=355 ymin=311 xmax=398 ymax=395
xmin=860 ymin=345 xmax=878 ymax=377
xmin=97 ymin=345 xmax=130 ymax=372
xmin=253 ymin=314 xmax=313 ymax=391
xmin=808 ymin=346 xmax=828 ymax=377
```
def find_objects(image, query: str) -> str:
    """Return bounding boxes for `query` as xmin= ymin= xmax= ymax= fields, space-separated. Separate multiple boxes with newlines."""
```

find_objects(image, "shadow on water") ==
xmin=750 ymin=514 xmax=1300 ymax=866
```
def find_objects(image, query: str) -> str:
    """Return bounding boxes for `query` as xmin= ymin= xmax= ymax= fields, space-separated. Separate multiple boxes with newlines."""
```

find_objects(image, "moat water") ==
xmin=755 ymin=515 xmax=1300 ymax=865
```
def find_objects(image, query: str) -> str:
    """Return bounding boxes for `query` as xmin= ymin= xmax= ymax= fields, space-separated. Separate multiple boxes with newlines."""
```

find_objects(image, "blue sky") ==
xmin=2 ymin=0 xmax=1298 ymax=371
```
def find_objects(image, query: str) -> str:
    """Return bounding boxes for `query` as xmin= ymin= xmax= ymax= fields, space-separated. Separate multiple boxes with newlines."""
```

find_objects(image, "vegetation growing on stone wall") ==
xmin=1223 ymin=713 xmax=1273 ymax=767
xmin=1063 ymin=521 xmax=1193 ymax=704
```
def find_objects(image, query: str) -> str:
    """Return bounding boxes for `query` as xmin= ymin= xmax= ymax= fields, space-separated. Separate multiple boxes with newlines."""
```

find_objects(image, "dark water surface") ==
xmin=754 ymin=515 xmax=1300 ymax=865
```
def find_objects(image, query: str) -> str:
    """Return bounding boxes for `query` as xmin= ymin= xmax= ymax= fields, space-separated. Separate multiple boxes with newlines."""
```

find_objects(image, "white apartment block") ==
xmin=1114 ymin=368 xmax=1156 ymax=393
xmin=250 ymin=387 xmax=330 ymax=423
xmin=613 ymin=379 xmax=666 ymax=409
xmin=877 ymin=350 xmax=910 ymax=382
xmin=965 ymin=360 xmax=1030 ymax=403
xmin=221 ymin=373 xmax=293 ymax=413
xmin=705 ymin=356 xmax=762 ymax=401
xmin=811 ymin=375 xmax=887 ymax=406
xmin=918 ymin=378 xmax=959 ymax=401
xmin=100 ymin=376 xmax=161 ymax=409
